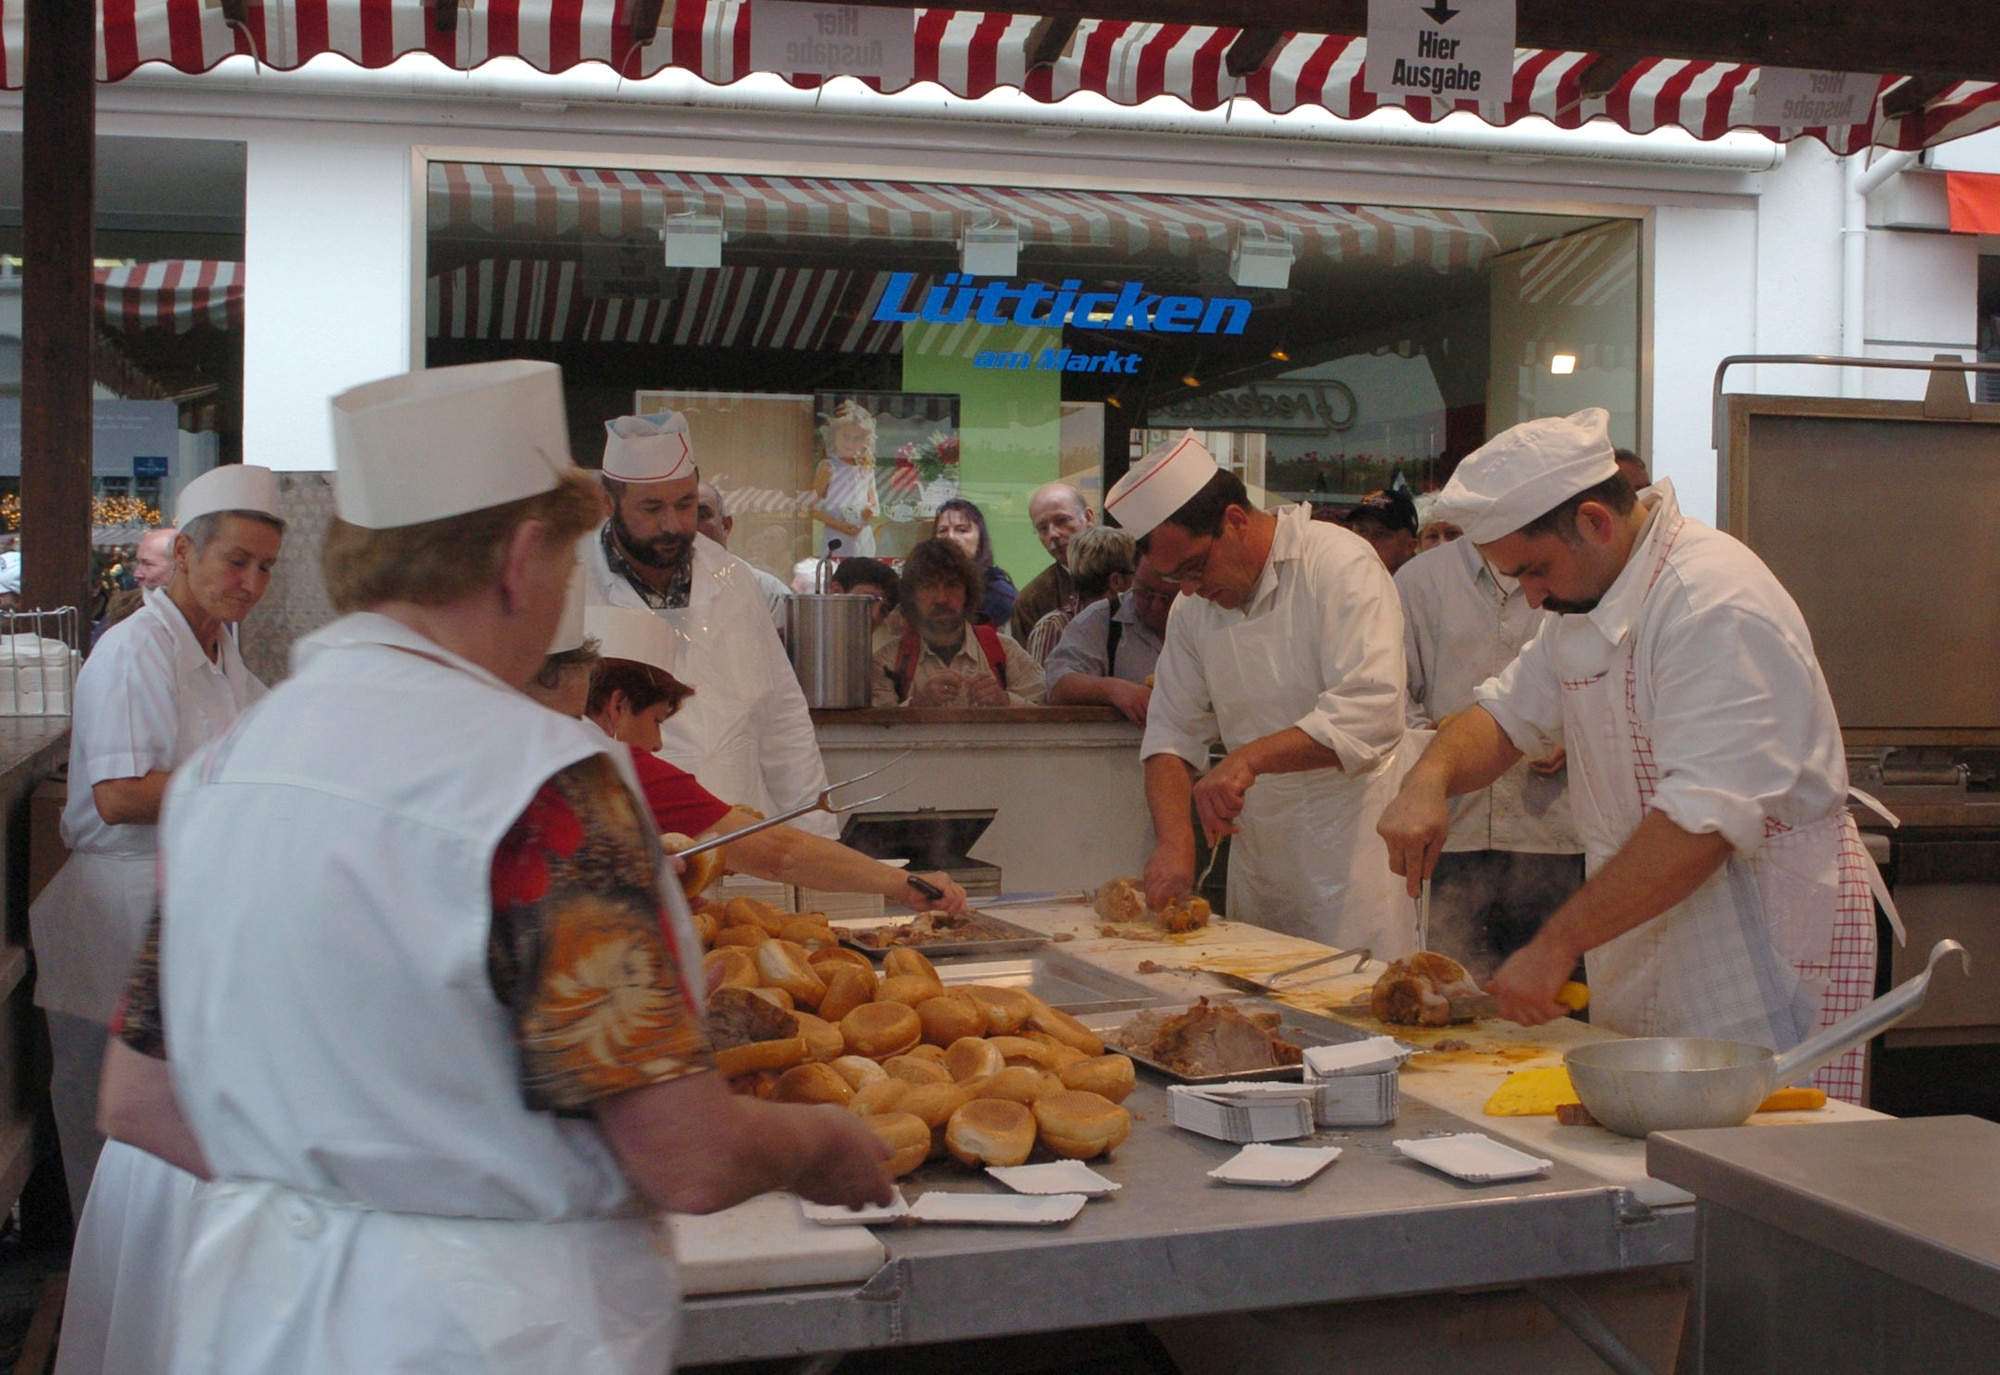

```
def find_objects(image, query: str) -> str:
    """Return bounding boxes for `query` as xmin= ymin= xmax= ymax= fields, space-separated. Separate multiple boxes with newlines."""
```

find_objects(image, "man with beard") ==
xmin=582 ymin=411 xmax=839 ymax=837
xmin=873 ymin=539 xmax=1045 ymax=707
xmin=1376 ymin=408 xmax=1877 ymax=1102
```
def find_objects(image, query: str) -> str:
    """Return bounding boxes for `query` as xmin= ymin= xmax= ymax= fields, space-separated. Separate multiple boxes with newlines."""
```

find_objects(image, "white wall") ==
xmin=241 ymin=126 xmax=413 ymax=471
xmin=1648 ymin=204 xmax=1759 ymax=523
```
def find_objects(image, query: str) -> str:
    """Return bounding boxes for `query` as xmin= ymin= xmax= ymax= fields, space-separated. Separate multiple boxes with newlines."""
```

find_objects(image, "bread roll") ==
xmin=702 ymin=947 xmax=760 ymax=990
xmin=1033 ymin=1090 xmax=1131 ymax=1160
xmin=714 ymin=1036 xmax=806 ymax=1078
xmin=866 ymin=1111 xmax=931 ymax=1178
xmin=988 ymin=1036 xmax=1057 ymax=1069
xmin=975 ymin=1065 xmax=1064 ymax=1106
xmin=882 ymin=948 xmax=940 ymax=982
xmin=661 ymin=832 xmax=726 ymax=900
xmin=816 ymin=965 xmax=879 ymax=1024
xmin=849 ymin=1078 xmax=911 ymax=1117
xmin=793 ymin=1012 xmax=845 ymax=1063
xmin=712 ymin=925 xmax=769 ymax=950
xmin=897 ymin=1082 xmax=973 ymax=1158
xmin=772 ymin=1062 xmax=854 ymax=1107
xmin=902 ymin=1043 xmax=949 ymax=1067
xmin=840 ymin=1002 xmax=921 ymax=1060
xmin=755 ymin=940 xmax=827 ymax=1008
xmin=1026 ymin=1003 xmax=1105 ymax=1057
xmin=724 ymin=896 xmax=788 ymax=935
xmin=747 ymin=986 xmax=795 ymax=1012
xmin=692 ymin=910 xmax=719 ymax=948
xmin=917 ymin=991 xmax=986 ymax=1047
xmin=830 ymin=1055 xmax=887 ymax=1091
xmin=877 ymin=974 xmax=944 ymax=1007
xmin=780 ymin=918 xmax=839 ymax=953
xmin=809 ymin=947 xmax=874 ymax=976
xmin=883 ymin=1054 xmax=953 ymax=1086
xmin=1059 ymin=1054 xmax=1136 ymax=1103
xmin=945 ymin=1098 xmax=1035 ymax=1168
xmin=959 ymin=985 xmax=1034 ymax=1036
xmin=944 ymin=1037 xmax=1006 ymax=1083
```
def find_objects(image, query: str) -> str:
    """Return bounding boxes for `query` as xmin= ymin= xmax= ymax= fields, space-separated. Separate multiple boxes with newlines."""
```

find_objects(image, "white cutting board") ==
xmin=669 ymin=1192 xmax=886 ymax=1295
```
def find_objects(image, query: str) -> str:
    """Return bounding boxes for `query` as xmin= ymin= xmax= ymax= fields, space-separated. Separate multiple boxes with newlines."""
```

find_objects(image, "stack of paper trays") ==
xmin=1169 ymin=1082 xmax=1318 ymax=1143
xmin=1300 ymin=1035 xmax=1411 ymax=1127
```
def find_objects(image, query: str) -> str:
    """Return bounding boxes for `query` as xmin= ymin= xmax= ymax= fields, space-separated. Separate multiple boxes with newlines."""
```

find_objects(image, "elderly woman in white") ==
xmin=37 ymin=465 xmax=284 ymax=1375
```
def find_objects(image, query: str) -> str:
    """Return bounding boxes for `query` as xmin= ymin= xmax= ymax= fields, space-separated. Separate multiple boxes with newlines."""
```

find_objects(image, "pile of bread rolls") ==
xmin=699 ymin=897 xmax=1134 ymax=1176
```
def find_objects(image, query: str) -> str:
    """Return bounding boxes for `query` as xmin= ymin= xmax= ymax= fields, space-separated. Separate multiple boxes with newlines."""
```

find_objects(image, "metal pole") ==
xmin=1526 ymin=1280 xmax=1658 ymax=1375
xmin=20 ymin=0 xmax=96 ymax=631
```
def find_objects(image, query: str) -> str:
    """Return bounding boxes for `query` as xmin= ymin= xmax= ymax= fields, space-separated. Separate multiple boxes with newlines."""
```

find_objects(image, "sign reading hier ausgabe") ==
xmin=1363 ymin=0 xmax=1516 ymax=101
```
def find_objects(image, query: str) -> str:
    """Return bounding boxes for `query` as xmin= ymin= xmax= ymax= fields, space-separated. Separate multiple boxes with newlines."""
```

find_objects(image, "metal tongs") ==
xmin=672 ymin=752 xmax=911 ymax=860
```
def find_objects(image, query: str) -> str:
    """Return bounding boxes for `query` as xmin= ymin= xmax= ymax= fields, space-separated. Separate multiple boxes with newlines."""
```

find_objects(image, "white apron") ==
xmin=1205 ymin=614 xmax=1416 ymax=958
xmin=162 ymin=615 xmax=692 ymax=1375
xmin=55 ymin=1143 xmax=200 ymax=1375
xmin=1561 ymin=514 xmax=1877 ymax=1101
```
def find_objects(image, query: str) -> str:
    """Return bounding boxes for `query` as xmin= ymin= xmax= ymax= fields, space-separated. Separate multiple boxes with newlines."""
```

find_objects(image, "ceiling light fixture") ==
xmin=1550 ymin=353 xmax=1578 ymax=375
xmin=1181 ymin=373 xmax=1201 ymax=389
xmin=1269 ymin=348 xmax=1291 ymax=363
xmin=959 ymin=218 xmax=1021 ymax=277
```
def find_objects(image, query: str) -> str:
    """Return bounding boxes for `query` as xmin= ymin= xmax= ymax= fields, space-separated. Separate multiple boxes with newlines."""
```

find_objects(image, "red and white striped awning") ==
xmin=94 ymin=260 xmax=244 ymax=334
xmin=18 ymin=3 xmax=2000 ymax=154
xmin=427 ymin=258 xmax=913 ymax=351
xmin=432 ymin=166 xmax=1500 ymax=273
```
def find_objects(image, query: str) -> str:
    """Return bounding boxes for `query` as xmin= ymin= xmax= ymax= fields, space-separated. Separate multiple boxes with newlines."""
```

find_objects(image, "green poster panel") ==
xmin=901 ymin=319 xmax=1063 ymax=590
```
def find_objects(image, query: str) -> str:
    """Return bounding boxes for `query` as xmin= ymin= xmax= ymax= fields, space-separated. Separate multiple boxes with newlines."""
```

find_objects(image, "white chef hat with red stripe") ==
xmin=1104 ymin=430 xmax=1221 ymax=538
xmin=602 ymin=411 xmax=696 ymax=484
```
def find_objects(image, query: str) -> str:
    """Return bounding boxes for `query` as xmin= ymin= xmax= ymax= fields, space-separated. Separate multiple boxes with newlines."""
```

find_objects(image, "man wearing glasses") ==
xmin=1045 ymin=554 xmax=1177 ymax=724
xmin=1109 ymin=433 xmax=1413 ymax=954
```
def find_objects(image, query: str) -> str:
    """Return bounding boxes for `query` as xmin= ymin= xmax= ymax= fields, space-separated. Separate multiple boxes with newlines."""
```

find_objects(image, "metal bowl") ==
xmin=1564 ymin=1037 xmax=1777 ymax=1138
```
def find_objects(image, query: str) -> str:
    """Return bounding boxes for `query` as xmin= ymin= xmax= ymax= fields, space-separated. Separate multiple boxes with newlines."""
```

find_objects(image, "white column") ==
xmin=240 ymin=125 xmax=413 ymax=471
xmin=1649 ymin=204 xmax=1758 ymax=527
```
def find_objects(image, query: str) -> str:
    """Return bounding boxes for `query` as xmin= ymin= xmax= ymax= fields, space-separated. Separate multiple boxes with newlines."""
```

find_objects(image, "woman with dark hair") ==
xmin=932 ymin=497 xmax=1016 ymax=627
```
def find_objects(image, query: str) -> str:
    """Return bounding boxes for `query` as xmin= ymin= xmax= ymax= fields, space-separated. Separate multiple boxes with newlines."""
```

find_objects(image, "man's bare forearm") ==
xmin=1409 ymin=705 xmax=1524 ymax=798
xmin=1144 ymin=753 xmax=1197 ymax=852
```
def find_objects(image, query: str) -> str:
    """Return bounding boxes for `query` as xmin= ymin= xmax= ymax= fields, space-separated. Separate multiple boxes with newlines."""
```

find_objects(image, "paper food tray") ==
xmin=799 ymin=1189 xmax=909 ymax=1226
xmin=1395 ymin=1133 xmax=1553 ymax=1183
xmin=906 ymin=1192 xmax=1087 ymax=1226
xmin=1170 ymin=1083 xmax=1316 ymax=1143
xmin=1207 ymin=1144 xmax=1343 ymax=1188
xmin=987 ymin=1161 xmax=1120 ymax=1196
xmin=1302 ymin=1035 xmax=1415 ymax=1077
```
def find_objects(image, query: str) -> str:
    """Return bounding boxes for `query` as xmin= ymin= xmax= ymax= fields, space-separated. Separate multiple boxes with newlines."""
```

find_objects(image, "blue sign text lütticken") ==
xmin=874 ymin=273 xmax=1252 ymax=335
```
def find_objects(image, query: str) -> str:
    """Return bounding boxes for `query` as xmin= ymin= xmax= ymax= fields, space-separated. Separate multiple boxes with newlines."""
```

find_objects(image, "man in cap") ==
xmin=696 ymin=478 xmax=791 ymax=636
xmin=41 ymin=463 xmax=283 ymax=1375
xmin=1008 ymin=481 xmax=1096 ymax=642
xmin=1114 ymin=433 xmax=1412 ymax=953
xmin=583 ymin=412 xmax=840 ymax=838
xmin=1341 ymin=486 xmax=1421 ymax=575
xmin=145 ymin=361 xmax=889 ymax=1372
xmin=1377 ymin=408 xmax=1877 ymax=1101
xmin=1395 ymin=513 xmax=1584 ymax=978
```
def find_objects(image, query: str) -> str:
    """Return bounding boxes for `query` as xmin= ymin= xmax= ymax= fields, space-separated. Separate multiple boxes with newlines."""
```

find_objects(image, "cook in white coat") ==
xmin=43 ymin=464 xmax=284 ymax=1375
xmin=1378 ymin=408 xmax=1877 ymax=1101
xmin=146 ymin=360 xmax=889 ymax=1375
xmin=581 ymin=412 xmax=839 ymax=837
xmin=1120 ymin=434 xmax=1413 ymax=954
xmin=30 ymin=464 xmax=282 ymax=1216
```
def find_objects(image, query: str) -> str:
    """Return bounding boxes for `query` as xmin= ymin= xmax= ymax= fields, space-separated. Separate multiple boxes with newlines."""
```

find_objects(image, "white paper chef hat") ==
xmin=1434 ymin=408 xmax=1619 ymax=544
xmin=330 ymin=360 xmax=573 ymax=530
xmin=1104 ymin=431 xmax=1221 ymax=538
xmin=585 ymin=604 xmax=677 ymax=675
xmin=546 ymin=559 xmax=588 ymax=655
xmin=602 ymin=412 xmax=696 ymax=484
xmin=176 ymin=464 xmax=280 ymax=527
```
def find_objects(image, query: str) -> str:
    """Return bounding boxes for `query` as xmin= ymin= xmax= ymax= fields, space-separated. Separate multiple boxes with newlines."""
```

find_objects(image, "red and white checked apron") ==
xmin=1559 ymin=515 xmax=1879 ymax=1102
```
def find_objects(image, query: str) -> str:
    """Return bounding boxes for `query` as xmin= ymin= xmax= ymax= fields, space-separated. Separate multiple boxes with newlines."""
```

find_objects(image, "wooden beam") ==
xmin=822 ymin=1 xmax=2000 ymax=83
xmin=630 ymin=0 xmax=672 ymax=47
xmin=1224 ymin=28 xmax=1286 ymax=80
xmin=1881 ymin=74 xmax=1962 ymax=122
xmin=1024 ymin=16 xmax=1081 ymax=72
xmin=432 ymin=0 xmax=459 ymax=35
xmin=1579 ymin=52 xmax=1644 ymax=100
xmin=20 ymin=0 xmax=95 ymax=623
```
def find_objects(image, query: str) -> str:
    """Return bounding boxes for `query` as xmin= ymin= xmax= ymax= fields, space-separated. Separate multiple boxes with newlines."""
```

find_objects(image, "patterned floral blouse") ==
xmin=116 ymin=752 xmax=713 ymax=1114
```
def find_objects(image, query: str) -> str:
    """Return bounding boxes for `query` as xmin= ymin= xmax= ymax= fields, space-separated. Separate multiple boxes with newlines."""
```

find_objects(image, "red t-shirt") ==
xmin=629 ymin=746 xmax=732 ymax=839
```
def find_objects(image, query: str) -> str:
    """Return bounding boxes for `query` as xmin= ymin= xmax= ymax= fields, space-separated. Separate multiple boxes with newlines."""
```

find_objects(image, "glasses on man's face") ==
xmin=1162 ymin=536 xmax=1217 ymax=588
xmin=1131 ymin=582 xmax=1176 ymax=606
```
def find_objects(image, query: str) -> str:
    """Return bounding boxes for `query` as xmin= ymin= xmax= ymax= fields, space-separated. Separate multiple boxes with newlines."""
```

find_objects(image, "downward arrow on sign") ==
xmin=1420 ymin=0 xmax=1460 ymax=21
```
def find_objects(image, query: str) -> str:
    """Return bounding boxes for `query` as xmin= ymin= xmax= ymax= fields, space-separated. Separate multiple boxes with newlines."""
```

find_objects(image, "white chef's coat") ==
xmin=1474 ymin=481 xmax=1864 ymax=1058
xmin=582 ymin=527 xmax=838 ymax=838
xmin=1397 ymin=537 xmax=1579 ymax=856
xmin=752 ymin=565 xmax=792 ymax=638
xmin=1143 ymin=504 xmax=1413 ymax=953
xmin=162 ymin=612 xmax=680 ymax=1375
xmin=32 ymin=590 xmax=264 ymax=1022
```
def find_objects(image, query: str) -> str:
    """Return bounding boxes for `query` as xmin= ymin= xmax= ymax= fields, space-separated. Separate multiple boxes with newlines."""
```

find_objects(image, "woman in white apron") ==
xmin=46 ymin=466 xmax=284 ymax=1375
